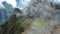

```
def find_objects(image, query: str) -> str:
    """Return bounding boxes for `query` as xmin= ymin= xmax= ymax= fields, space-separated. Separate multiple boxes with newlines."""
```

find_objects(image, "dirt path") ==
xmin=22 ymin=19 xmax=60 ymax=34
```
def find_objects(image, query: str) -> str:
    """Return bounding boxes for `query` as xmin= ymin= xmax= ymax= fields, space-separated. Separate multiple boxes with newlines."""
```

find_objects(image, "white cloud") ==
xmin=0 ymin=0 xmax=17 ymax=8
xmin=0 ymin=0 xmax=31 ymax=9
xmin=6 ymin=0 xmax=17 ymax=8
xmin=57 ymin=0 xmax=60 ymax=2
xmin=0 ymin=0 xmax=5 ymax=8
xmin=19 ymin=0 xmax=31 ymax=10
xmin=0 ymin=0 xmax=5 ymax=2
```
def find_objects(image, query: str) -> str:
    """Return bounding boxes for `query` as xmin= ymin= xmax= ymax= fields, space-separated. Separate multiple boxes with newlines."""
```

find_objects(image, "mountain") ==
xmin=0 ymin=1 xmax=14 ymax=25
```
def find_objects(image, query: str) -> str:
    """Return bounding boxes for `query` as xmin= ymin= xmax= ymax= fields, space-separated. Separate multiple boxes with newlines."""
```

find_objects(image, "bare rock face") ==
xmin=22 ymin=0 xmax=60 ymax=34
xmin=26 ymin=0 xmax=55 ymax=19
xmin=4 ymin=8 xmax=25 ymax=34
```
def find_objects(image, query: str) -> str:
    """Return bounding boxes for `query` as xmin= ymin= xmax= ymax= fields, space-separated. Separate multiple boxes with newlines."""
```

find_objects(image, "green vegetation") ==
xmin=33 ymin=20 xmax=48 ymax=28
xmin=9 ymin=17 xmax=31 ymax=34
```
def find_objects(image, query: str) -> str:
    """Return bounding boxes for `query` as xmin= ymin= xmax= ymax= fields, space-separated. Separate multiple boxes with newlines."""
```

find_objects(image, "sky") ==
xmin=0 ymin=0 xmax=31 ymax=24
xmin=0 ymin=0 xmax=17 ymax=8
xmin=50 ymin=0 xmax=60 ymax=3
xmin=0 ymin=0 xmax=5 ymax=8
xmin=0 ymin=0 xmax=31 ymax=10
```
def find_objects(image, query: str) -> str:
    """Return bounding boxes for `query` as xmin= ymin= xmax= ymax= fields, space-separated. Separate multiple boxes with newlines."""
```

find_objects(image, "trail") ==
xmin=22 ymin=19 xmax=59 ymax=34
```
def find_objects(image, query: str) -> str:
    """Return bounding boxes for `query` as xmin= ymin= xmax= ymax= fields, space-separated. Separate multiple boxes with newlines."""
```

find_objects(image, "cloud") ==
xmin=17 ymin=0 xmax=31 ymax=10
xmin=0 ymin=0 xmax=5 ymax=8
xmin=0 ymin=0 xmax=17 ymax=8
xmin=0 ymin=0 xmax=31 ymax=10
xmin=0 ymin=0 xmax=5 ymax=2
xmin=6 ymin=0 xmax=17 ymax=8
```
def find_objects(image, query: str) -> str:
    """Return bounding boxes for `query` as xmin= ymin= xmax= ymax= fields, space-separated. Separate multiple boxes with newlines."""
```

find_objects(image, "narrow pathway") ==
xmin=22 ymin=19 xmax=59 ymax=34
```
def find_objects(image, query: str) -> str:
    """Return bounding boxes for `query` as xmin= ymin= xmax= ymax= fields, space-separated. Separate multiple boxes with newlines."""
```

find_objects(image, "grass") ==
xmin=33 ymin=20 xmax=48 ymax=28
